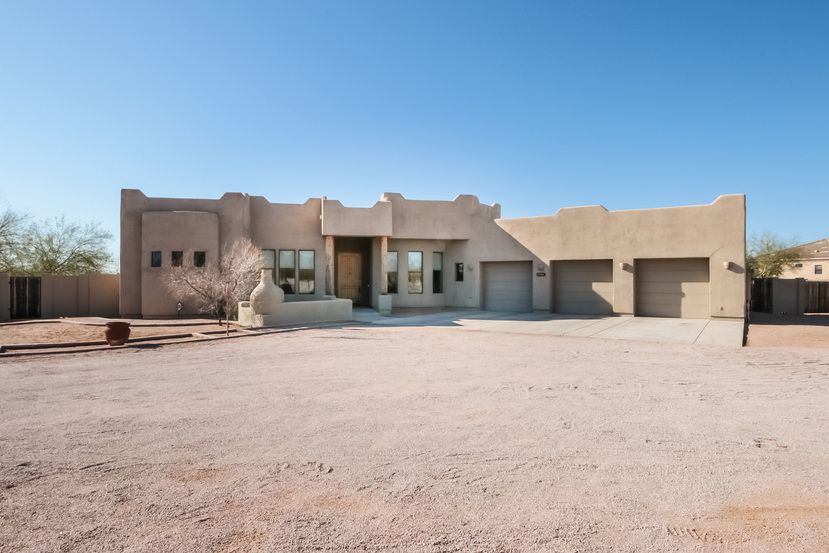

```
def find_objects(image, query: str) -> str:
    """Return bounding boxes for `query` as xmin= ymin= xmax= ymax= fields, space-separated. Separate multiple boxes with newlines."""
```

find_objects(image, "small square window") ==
xmin=171 ymin=251 xmax=183 ymax=267
xmin=816 ymin=265 xmax=823 ymax=275
xmin=194 ymin=251 xmax=206 ymax=267
xmin=455 ymin=262 xmax=464 ymax=282
xmin=150 ymin=251 xmax=162 ymax=268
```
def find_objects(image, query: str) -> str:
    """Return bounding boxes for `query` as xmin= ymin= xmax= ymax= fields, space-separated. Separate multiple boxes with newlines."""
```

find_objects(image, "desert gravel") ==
xmin=1 ymin=325 xmax=828 ymax=552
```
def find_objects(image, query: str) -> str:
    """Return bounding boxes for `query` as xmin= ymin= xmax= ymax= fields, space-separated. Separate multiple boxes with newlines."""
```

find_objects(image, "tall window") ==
xmin=386 ymin=251 xmax=398 ymax=293
xmin=455 ymin=262 xmax=464 ymax=282
xmin=194 ymin=251 xmax=206 ymax=268
xmin=278 ymin=250 xmax=296 ymax=293
xmin=298 ymin=250 xmax=315 ymax=294
xmin=171 ymin=251 xmax=183 ymax=267
xmin=150 ymin=251 xmax=162 ymax=268
xmin=261 ymin=249 xmax=275 ymax=271
xmin=432 ymin=252 xmax=443 ymax=293
xmin=817 ymin=265 xmax=824 ymax=275
xmin=408 ymin=251 xmax=423 ymax=294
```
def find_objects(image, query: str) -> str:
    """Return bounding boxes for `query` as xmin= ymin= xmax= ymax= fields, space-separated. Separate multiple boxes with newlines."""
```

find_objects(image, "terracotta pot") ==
xmin=104 ymin=321 xmax=131 ymax=346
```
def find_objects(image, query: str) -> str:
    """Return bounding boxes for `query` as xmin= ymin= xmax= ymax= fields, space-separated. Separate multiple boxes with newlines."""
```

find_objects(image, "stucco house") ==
xmin=120 ymin=190 xmax=746 ymax=321
xmin=779 ymin=238 xmax=829 ymax=282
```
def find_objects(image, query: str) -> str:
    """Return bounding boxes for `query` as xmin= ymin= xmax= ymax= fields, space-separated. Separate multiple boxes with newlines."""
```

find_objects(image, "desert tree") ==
xmin=19 ymin=216 xmax=113 ymax=275
xmin=746 ymin=231 xmax=799 ymax=278
xmin=1 ymin=210 xmax=113 ymax=275
xmin=166 ymin=238 xmax=261 ymax=332
xmin=0 ymin=205 xmax=29 ymax=273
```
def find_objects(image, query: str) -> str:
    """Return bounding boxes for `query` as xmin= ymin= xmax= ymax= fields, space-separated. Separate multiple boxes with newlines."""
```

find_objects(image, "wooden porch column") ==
xmin=325 ymin=235 xmax=335 ymax=296
xmin=380 ymin=235 xmax=389 ymax=295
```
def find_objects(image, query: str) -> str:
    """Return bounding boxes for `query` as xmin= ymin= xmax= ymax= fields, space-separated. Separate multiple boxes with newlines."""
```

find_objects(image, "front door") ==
xmin=337 ymin=253 xmax=362 ymax=303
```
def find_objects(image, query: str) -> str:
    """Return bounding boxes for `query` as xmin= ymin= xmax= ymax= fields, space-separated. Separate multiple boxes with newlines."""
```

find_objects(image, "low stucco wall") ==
xmin=238 ymin=298 xmax=352 ymax=327
xmin=41 ymin=274 xmax=120 ymax=318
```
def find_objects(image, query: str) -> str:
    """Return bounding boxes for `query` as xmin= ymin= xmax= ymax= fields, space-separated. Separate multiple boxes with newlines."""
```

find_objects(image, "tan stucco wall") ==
xmin=496 ymin=194 xmax=747 ymax=318
xmin=779 ymin=259 xmax=829 ymax=281
xmin=250 ymin=197 xmax=328 ymax=301
xmin=39 ymin=274 xmax=120 ymax=318
xmin=121 ymin=189 xmax=250 ymax=316
xmin=383 ymin=193 xmax=501 ymax=240
xmin=140 ymin=211 xmax=220 ymax=317
xmin=321 ymin=199 xmax=392 ymax=237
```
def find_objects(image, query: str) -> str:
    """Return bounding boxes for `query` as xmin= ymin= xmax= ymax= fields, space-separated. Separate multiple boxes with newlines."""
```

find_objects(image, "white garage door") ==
xmin=553 ymin=260 xmax=614 ymax=315
xmin=635 ymin=258 xmax=710 ymax=318
xmin=483 ymin=261 xmax=533 ymax=312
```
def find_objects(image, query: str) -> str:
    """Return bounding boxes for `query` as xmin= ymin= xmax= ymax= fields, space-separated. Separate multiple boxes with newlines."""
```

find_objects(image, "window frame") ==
xmin=150 ymin=250 xmax=162 ymax=268
xmin=455 ymin=262 xmax=464 ymax=282
xmin=407 ymin=251 xmax=423 ymax=294
xmin=278 ymin=249 xmax=297 ymax=294
xmin=386 ymin=250 xmax=399 ymax=294
xmin=171 ymin=251 xmax=184 ymax=267
xmin=432 ymin=252 xmax=444 ymax=294
xmin=193 ymin=251 xmax=206 ymax=268
xmin=261 ymin=249 xmax=276 ymax=271
xmin=816 ymin=264 xmax=824 ymax=275
xmin=297 ymin=249 xmax=316 ymax=294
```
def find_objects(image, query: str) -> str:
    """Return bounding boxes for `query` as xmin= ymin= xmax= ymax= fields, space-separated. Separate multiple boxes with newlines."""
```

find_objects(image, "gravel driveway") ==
xmin=1 ymin=326 xmax=827 ymax=552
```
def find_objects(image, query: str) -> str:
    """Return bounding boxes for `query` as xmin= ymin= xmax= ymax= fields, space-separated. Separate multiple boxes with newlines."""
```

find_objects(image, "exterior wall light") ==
xmin=723 ymin=261 xmax=733 ymax=270
xmin=618 ymin=262 xmax=633 ymax=272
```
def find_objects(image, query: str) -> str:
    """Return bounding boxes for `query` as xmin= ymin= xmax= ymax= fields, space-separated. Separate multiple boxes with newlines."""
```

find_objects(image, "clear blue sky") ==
xmin=1 ymin=0 xmax=827 ymax=258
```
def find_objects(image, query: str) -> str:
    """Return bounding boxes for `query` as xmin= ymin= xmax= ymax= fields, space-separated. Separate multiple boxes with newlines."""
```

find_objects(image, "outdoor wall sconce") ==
xmin=723 ymin=261 xmax=734 ymax=270
xmin=618 ymin=262 xmax=633 ymax=272
xmin=537 ymin=263 xmax=546 ymax=271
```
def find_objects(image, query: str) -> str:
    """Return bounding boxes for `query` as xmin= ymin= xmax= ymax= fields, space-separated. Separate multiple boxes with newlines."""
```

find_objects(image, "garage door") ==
xmin=635 ymin=258 xmax=710 ymax=318
xmin=483 ymin=261 xmax=533 ymax=312
xmin=553 ymin=260 xmax=614 ymax=315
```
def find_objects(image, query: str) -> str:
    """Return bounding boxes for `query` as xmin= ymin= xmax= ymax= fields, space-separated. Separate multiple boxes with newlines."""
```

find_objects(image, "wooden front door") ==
xmin=337 ymin=253 xmax=362 ymax=303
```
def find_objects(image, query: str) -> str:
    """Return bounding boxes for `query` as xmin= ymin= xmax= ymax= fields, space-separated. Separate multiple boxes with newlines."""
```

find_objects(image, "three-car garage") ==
xmin=483 ymin=258 xmax=712 ymax=319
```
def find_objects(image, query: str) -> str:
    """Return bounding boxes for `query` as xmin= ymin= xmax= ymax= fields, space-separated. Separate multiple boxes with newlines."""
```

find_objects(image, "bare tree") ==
xmin=747 ymin=231 xmax=799 ymax=278
xmin=166 ymin=238 xmax=261 ymax=333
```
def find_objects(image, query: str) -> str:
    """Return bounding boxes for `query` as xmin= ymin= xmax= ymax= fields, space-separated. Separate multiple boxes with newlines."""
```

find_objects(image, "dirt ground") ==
xmin=1 ymin=326 xmax=828 ymax=552
xmin=0 ymin=321 xmax=236 ymax=345
xmin=747 ymin=313 xmax=829 ymax=348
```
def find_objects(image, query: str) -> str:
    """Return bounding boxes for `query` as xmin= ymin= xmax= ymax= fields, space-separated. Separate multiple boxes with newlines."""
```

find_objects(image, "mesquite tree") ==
xmin=747 ymin=232 xmax=799 ymax=278
xmin=166 ymin=238 xmax=261 ymax=333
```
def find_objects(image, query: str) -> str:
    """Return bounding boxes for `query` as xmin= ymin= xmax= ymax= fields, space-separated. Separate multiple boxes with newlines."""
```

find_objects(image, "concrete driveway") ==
xmin=353 ymin=308 xmax=744 ymax=346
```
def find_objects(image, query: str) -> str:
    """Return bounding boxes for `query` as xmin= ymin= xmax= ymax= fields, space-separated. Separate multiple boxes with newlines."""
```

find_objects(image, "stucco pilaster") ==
xmin=613 ymin=258 xmax=635 ymax=315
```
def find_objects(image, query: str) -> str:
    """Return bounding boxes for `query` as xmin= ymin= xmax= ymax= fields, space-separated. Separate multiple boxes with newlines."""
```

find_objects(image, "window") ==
xmin=386 ymin=251 xmax=398 ymax=293
xmin=432 ymin=252 xmax=443 ymax=293
xmin=278 ymin=250 xmax=296 ymax=293
xmin=455 ymin=262 xmax=464 ymax=282
xmin=794 ymin=263 xmax=803 ymax=268
xmin=171 ymin=251 xmax=183 ymax=267
xmin=298 ymin=250 xmax=315 ymax=294
xmin=150 ymin=251 xmax=162 ymax=268
xmin=817 ymin=265 xmax=824 ymax=275
xmin=408 ymin=251 xmax=423 ymax=294
xmin=261 ymin=249 xmax=275 ymax=271
xmin=194 ymin=251 xmax=206 ymax=267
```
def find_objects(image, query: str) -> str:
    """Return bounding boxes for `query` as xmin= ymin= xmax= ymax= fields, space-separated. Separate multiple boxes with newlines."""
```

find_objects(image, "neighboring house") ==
xmin=120 ymin=190 xmax=746 ymax=320
xmin=779 ymin=238 xmax=829 ymax=281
